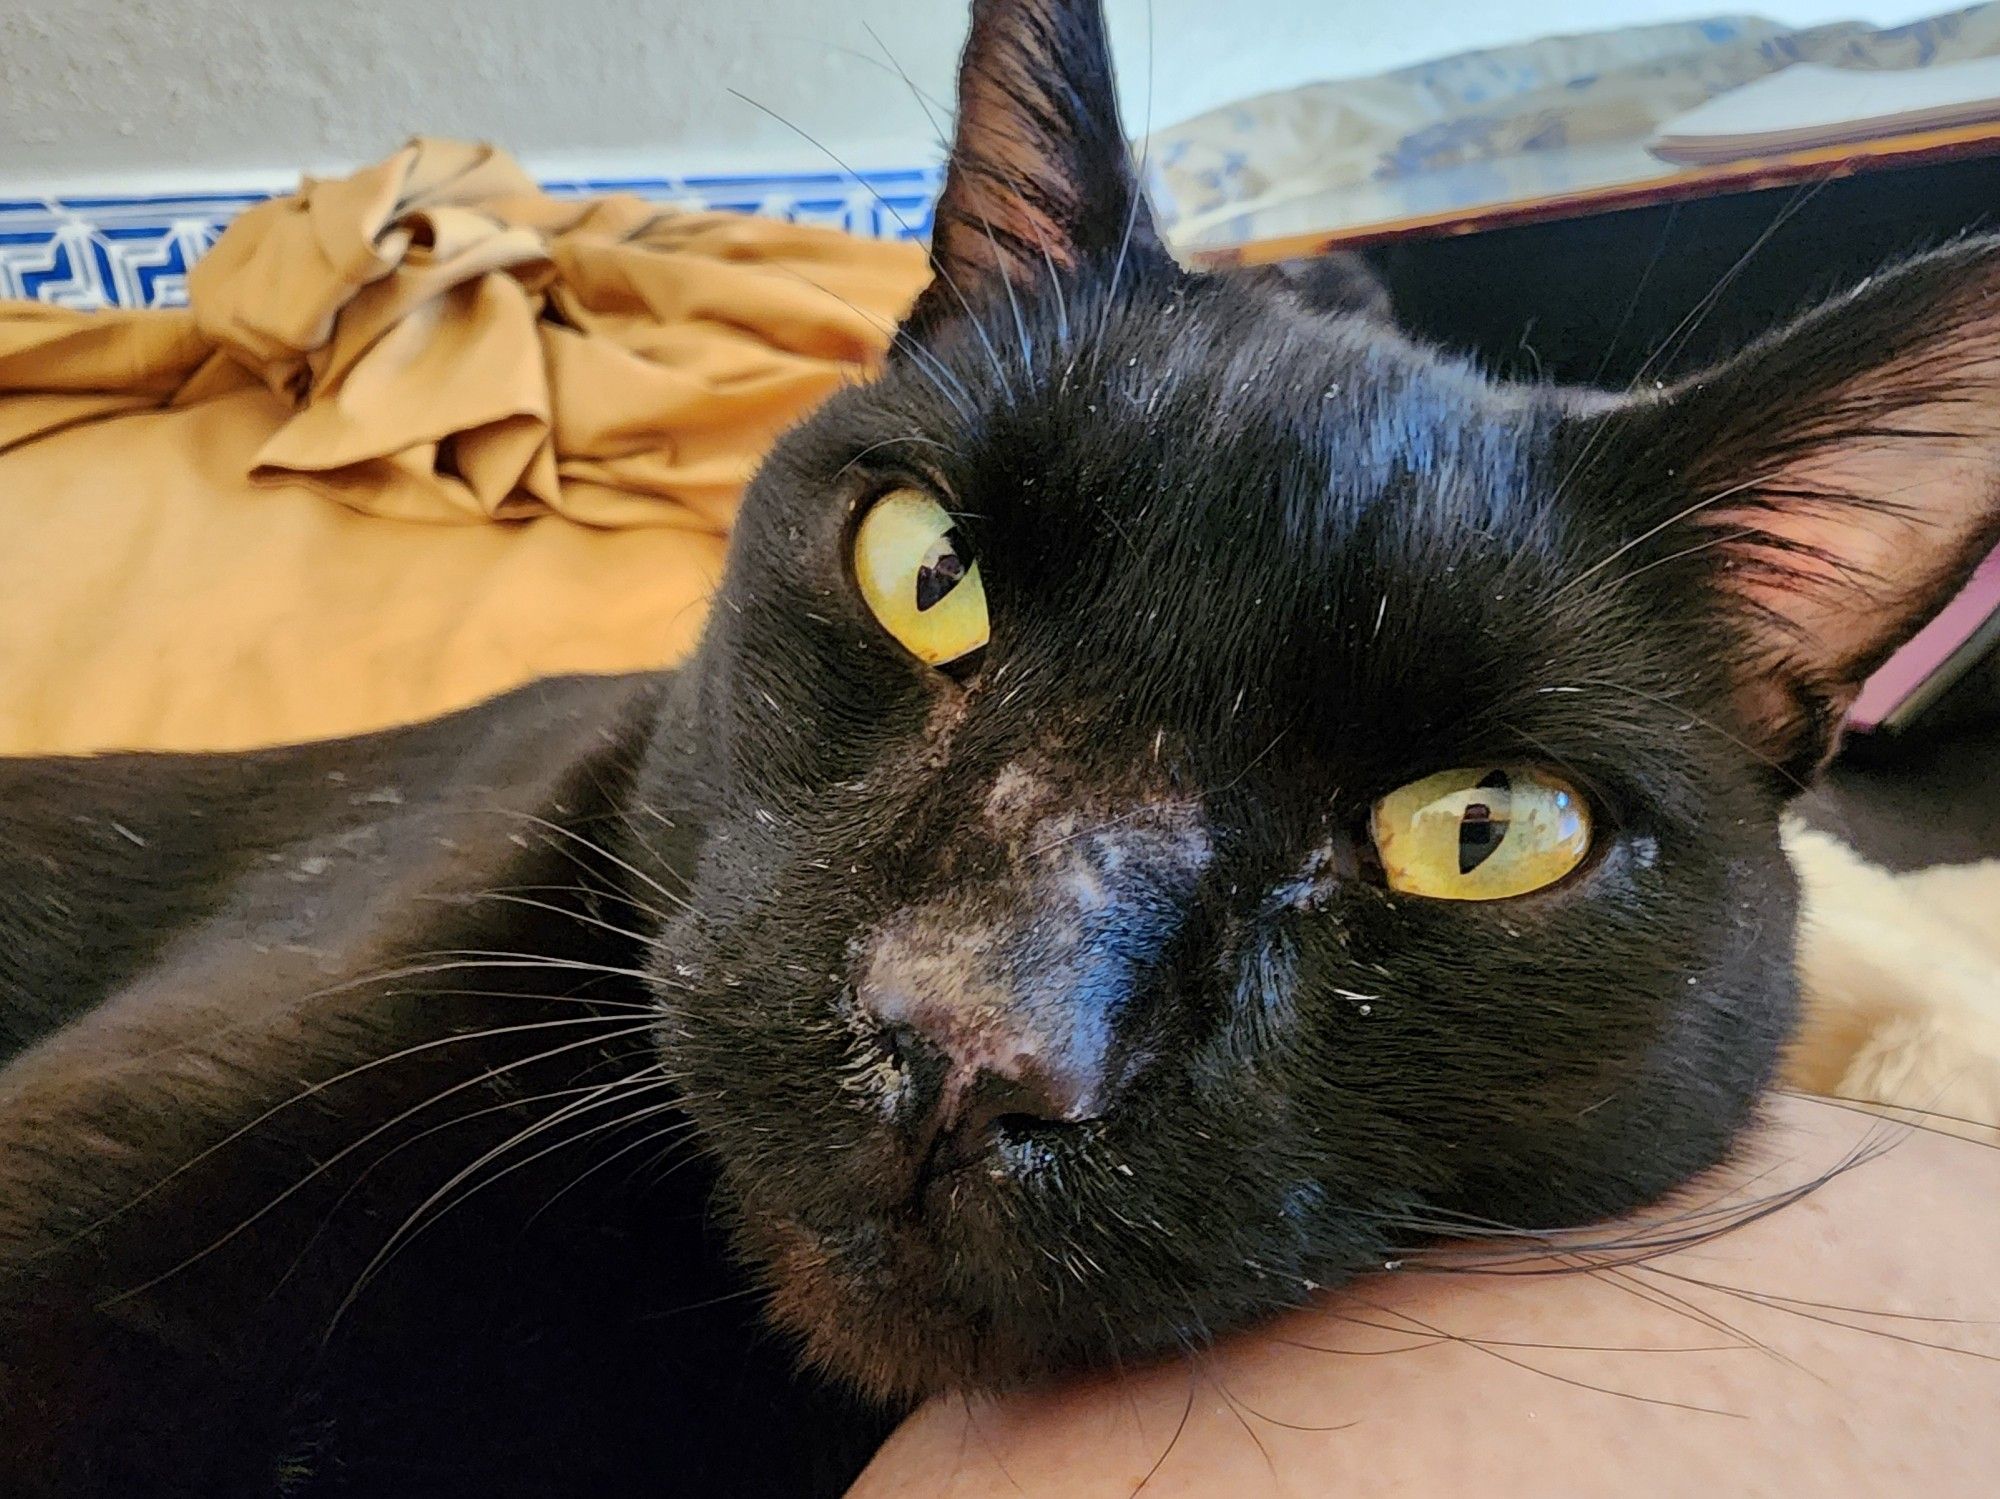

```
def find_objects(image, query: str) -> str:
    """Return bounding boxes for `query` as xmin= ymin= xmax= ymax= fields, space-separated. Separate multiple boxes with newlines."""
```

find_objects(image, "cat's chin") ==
xmin=741 ymin=1200 xmax=1110 ymax=1402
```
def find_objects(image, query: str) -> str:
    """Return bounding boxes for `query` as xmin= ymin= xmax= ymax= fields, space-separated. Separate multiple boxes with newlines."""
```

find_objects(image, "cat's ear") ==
xmin=909 ymin=0 xmax=1167 ymax=328
xmin=1593 ymin=239 xmax=2000 ymax=781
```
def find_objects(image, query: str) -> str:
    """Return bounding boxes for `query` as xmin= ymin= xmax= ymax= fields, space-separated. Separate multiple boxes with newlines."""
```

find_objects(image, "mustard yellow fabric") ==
xmin=0 ymin=139 xmax=929 ymax=755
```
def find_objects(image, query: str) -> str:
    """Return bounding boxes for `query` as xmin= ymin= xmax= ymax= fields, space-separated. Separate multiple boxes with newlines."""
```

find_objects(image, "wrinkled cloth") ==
xmin=0 ymin=139 xmax=929 ymax=753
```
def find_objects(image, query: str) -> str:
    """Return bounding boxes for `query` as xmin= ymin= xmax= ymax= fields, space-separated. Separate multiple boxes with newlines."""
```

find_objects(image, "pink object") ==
xmin=1848 ymin=542 xmax=2000 ymax=732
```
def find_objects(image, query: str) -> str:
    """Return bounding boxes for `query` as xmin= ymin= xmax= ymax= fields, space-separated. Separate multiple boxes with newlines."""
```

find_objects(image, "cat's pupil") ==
xmin=1458 ymin=769 xmax=1513 ymax=874
xmin=915 ymin=529 xmax=969 ymax=612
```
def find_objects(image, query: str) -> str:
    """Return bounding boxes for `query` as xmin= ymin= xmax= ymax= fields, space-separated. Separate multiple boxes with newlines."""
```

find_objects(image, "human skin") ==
xmin=849 ymin=1094 xmax=1999 ymax=1498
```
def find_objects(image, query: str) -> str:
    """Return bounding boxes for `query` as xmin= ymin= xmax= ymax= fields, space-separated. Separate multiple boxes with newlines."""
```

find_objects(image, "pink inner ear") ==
xmin=924 ymin=4 xmax=1092 ymax=298
xmin=934 ymin=71 xmax=1080 ymax=283
xmin=1704 ymin=427 xmax=2000 ymax=687
xmin=1690 ymin=310 xmax=2000 ymax=759
xmin=913 ymin=0 xmax=1160 ymax=325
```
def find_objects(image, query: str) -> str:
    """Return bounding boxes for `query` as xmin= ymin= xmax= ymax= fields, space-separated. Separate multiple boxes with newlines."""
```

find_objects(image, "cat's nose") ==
xmin=855 ymin=797 xmax=1209 ymax=1167
xmin=881 ymin=1016 xmax=1104 ymax=1175
xmin=856 ymin=930 xmax=1125 ymax=1165
xmin=865 ymin=981 xmax=1111 ymax=1148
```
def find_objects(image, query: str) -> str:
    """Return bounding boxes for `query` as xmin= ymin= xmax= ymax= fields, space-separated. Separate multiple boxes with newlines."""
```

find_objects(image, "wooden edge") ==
xmin=1187 ymin=120 xmax=2000 ymax=268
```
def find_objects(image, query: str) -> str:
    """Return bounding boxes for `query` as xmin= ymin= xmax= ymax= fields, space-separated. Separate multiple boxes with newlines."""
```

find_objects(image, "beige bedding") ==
xmin=0 ymin=139 xmax=928 ymax=754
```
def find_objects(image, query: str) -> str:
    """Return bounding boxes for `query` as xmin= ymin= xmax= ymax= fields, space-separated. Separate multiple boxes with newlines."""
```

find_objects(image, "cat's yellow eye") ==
xmin=852 ymin=488 xmax=989 ymax=667
xmin=1370 ymin=766 xmax=1592 ymax=901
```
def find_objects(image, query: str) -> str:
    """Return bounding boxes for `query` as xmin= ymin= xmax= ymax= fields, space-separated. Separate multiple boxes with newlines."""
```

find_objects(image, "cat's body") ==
xmin=0 ymin=673 xmax=893 ymax=1494
xmin=6 ymin=2 xmax=2000 ymax=1494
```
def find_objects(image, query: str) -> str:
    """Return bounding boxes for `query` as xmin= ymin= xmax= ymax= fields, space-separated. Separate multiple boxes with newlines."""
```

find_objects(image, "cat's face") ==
xmin=641 ymin=0 xmax=2000 ymax=1400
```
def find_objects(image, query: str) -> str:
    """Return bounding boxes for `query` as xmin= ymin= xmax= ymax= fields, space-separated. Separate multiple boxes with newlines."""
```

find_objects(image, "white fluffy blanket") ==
xmin=1788 ymin=824 xmax=2000 ymax=1135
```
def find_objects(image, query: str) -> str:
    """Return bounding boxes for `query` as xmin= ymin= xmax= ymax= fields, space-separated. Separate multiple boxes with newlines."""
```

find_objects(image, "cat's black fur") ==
xmin=6 ymin=2 xmax=2000 ymax=1493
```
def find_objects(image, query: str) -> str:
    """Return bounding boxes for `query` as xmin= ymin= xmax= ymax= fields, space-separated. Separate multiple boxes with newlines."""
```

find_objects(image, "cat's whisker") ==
xmin=327 ymin=1067 xmax=688 ymax=1333
xmin=1583 ymin=1157 xmax=2000 ymax=1359
xmin=1656 ymin=1262 xmax=2000 ymax=1329
xmin=836 ymin=433 xmax=963 ymax=479
xmin=888 ymin=327 xmax=981 ymax=420
xmin=860 ymin=22 xmax=955 ymax=145
xmin=1583 ymin=679 xmax=1810 ymax=792
xmin=98 ymin=1021 xmax=661 ymax=1305
xmin=413 ymin=888 xmax=655 ymax=946
xmin=1775 ymin=1087 xmax=2000 ymax=1148
xmin=1102 ymin=0 xmax=1158 ymax=345
xmin=723 ymin=87 xmax=1016 ymax=404
xmin=1038 ymin=229 xmax=1072 ymax=357
xmin=1121 ymin=1356 xmax=1198 ymax=1499
xmin=1196 ymin=1355 xmax=1287 ymax=1483
xmin=1390 ymin=1296 xmax=1747 ymax=1416
xmin=1587 ymin=205 xmax=1678 ymax=388
xmin=1549 ymin=471 xmax=1780 ymax=603
xmin=872 ymin=10 xmax=1077 ymax=361
xmin=521 ymin=1107 xmax=703 ymax=1231
xmin=489 ymin=808 xmax=697 ymax=916
xmin=973 ymin=205 xmax=1037 ymax=381
xmin=947 ymin=1392 xmax=1023 ymax=1496
xmin=450 ymin=879 xmax=674 ymax=926
xmin=636 ymin=1282 xmax=767 ymax=1323
xmin=1570 ymin=525 xmax=1764 ymax=611
xmin=612 ymin=799 xmax=702 ymax=894
xmin=1493 ymin=720 xmax=1602 ymax=809
xmin=1646 ymin=1265 xmax=2000 ymax=1363
xmin=1631 ymin=176 xmax=1831 ymax=395
xmin=25 ymin=946 xmax=657 ymax=1092
xmin=473 ymin=811 xmax=684 ymax=922
xmin=631 ymin=799 xmax=690 ymax=835
xmin=564 ymin=1037 xmax=669 ymax=1087
xmin=9 ymin=963 xmax=624 ymax=1103
xmin=625 ymin=1122 xmax=718 ymax=1197
xmin=50 ymin=1001 xmax=655 ymax=1254
xmin=395 ymin=950 xmax=663 ymax=985
xmin=1547 ymin=178 xmax=1830 ymax=513
xmin=1283 ymin=1314 xmax=1739 ymax=1359
xmin=1582 ymin=1261 xmax=1799 ymax=1371
xmin=1269 ymin=1328 xmax=1448 ymax=1358
xmin=755 ymin=256 xmax=976 ymax=420
xmin=389 ymin=984 xmax=651 ymax=1013
xmin=1396 ymin=1117 xmax=1902 ymax=1273
xmin=1210 ymin=726 xmax=1290 ymax=797
xmin=268 ymin=1071 xmax=671 ymax=1295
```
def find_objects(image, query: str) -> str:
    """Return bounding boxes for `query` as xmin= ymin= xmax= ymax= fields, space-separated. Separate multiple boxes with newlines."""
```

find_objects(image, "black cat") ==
xmin=5 ymin=1 xmax=1998 ymax=1494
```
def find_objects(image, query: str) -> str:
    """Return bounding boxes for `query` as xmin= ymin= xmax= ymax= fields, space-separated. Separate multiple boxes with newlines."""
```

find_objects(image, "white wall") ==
xmin=0 ymin=0 xmax=1955 ymax=193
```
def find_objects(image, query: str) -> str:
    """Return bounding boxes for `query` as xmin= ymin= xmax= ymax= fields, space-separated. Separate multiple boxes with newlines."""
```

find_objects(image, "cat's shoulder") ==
xmin=0 ymin=671 xmax=670 ymax=1060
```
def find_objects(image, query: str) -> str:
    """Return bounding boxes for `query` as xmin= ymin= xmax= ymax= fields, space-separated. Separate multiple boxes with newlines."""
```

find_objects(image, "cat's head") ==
xmin=642 ymin=0 xmax=2000 ymax=1399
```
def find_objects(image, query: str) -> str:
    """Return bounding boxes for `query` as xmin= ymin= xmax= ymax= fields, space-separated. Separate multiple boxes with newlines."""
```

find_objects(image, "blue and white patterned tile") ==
xmin=538 ymin=166 xmax=940 ymax=240
xmin=0 ymin=169 xmax=940 ymax=312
